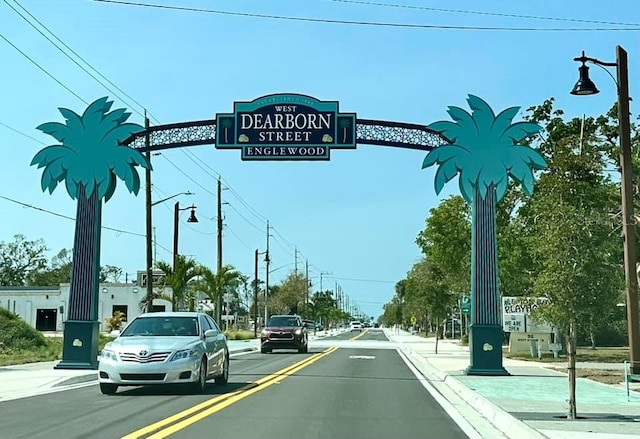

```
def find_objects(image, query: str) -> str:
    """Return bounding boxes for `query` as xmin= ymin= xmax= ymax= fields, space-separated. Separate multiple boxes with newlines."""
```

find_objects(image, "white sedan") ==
xmin=350 ymin=321 xmax=363 ymax=332
xmin=98 ymin=312 xmax=229 ymax=395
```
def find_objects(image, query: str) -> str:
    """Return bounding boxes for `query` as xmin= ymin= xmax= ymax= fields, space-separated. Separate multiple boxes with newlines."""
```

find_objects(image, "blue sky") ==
xmin=0 ymin=0 xmax=638 ymax=319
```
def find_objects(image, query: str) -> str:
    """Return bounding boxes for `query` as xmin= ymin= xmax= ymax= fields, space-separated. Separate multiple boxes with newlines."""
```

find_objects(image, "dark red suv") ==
xmin=260 ymin=315 xmax=308 ymax=353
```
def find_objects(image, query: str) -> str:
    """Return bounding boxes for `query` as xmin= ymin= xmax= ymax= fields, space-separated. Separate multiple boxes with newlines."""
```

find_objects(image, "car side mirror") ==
xmin=109 ymin=330 xmax=121 ymax=338
xmin=204 ymin=329 xmax=218 ymax=338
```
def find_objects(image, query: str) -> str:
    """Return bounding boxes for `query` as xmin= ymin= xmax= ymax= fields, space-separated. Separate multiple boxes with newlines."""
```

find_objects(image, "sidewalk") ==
xmin=384 ymin=328 xmax=640 ymax=439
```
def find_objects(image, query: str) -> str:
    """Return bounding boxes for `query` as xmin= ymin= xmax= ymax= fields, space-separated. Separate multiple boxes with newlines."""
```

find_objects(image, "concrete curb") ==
xmin=399 ymin=344 xmax=549 ymax=439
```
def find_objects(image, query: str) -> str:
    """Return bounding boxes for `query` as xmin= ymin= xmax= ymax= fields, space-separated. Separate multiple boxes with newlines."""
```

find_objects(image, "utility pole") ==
xmin=216 ymin=177 xmax=223 ymax=324
xmin=264 ymin=220 xmax=270 ymax=323
xmin=144 ymin=115 xmax=154 ymax=313
xmin=254 ymin=249 xmax=259 ymax=337
xmin=305 ymin=259 xmax=309 ymax=308
xmin=294 ymin=247 xmax=298 ymax=274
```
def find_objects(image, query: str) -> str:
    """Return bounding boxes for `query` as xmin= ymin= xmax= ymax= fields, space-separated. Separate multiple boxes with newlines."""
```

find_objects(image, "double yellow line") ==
xmin=122 ymin=346 xmax=337 ymax=439
xmin=350 ymin=328 xmax=369 ymax=341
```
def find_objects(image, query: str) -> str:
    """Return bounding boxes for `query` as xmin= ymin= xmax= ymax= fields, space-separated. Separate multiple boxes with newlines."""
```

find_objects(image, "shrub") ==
xmin=461 ymin=334 xmax=469 ymax=346
xmin=0 ymin=308 xmax=47 ymax=352
xmin=105 ymin=311 xmax=126 ymax=331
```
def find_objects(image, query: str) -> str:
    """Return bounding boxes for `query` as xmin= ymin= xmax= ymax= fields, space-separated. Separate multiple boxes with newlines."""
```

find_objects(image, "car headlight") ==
xmin=295 ymin=329 xmax=302 ymax=335
xmin=170 ymin=348 xmax=198 ymax=361
xmin=101 ymin=349 xmax=118 ymax=361
xmin=261 ymin=329 xmax=269 ymax=336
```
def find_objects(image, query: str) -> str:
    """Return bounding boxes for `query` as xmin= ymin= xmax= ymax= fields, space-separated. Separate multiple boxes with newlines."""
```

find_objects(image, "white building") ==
xmin=0 ymin=270 xmax=173 ymax=332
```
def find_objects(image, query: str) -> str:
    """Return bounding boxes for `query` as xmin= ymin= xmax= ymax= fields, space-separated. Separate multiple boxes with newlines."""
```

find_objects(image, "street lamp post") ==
xmin=144 ymin=191 xmax=193 ymax=313
xmin=173 ymin=202 xmax=198 ymax=270
xmin=571 ymin=45 xmax=640 ymax=374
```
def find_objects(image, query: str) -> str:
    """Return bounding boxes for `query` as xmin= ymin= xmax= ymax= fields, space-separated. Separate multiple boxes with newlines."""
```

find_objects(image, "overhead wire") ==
xmin=92 ymin=0 xmax=640 ymax=31
xmin=322 ymin=0 xmax=640 ymax=27
xmin=3 ymin=2 xmax=381 ymax=309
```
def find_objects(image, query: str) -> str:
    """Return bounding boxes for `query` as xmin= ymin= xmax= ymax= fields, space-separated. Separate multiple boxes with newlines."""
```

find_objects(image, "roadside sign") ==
xmin=460 ymin=296 xmax=471 ymax=314
xmin=410 ymin=315 xmax=417 ymax=325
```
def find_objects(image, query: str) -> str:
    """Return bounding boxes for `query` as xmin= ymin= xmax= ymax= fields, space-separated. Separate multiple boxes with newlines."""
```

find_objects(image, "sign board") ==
xmin=503 ymin=314 xmax=525 ymax=332
xmin=215 ymin=94 xmax=357 ymax=160
xmin=460 ymin=296 xmax=470 ymax=314
xmin=508 ymin=332 xmax=552 ymax=354
xmin=223 ymin=293 xmax=234 ymax=303
xmin=502 ymin=296 xmax=553 ymax=333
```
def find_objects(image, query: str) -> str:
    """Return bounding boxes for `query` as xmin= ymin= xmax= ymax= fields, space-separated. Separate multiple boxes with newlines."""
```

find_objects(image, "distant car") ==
xmin=350 ymin=321 xmax=363 ymax=332
xmin=261 ymin=315 xmax=308 ymax=353
xmin=98 ymin=312 xmax=229 ymax=395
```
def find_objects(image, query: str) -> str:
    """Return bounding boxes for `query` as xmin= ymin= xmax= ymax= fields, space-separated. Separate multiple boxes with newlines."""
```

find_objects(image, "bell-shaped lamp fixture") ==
xmin=187 ymin=208 xmax=198 ymax=223
xmin=571 ymin=63 xmax=600 ymax=96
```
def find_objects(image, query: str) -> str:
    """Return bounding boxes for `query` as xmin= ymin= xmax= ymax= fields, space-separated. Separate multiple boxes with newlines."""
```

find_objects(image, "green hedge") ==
xmin=224 ymin=330 xmax=256 ymax=340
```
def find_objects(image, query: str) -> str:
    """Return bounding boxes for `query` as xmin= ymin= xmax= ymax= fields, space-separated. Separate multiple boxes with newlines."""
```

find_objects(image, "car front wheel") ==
xmin=189 ymin=357 xmax=207 ymax=394
xmin=215 ymin=355 xmax=229 ymax=386
xmin=100 ymin=383 xmax=118 ymax=395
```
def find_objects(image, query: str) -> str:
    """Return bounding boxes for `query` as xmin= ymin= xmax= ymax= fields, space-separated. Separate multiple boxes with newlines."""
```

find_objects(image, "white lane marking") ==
xmin=348 ymin=355 xmax=375 ymax=359
xmin=397 ymin=348 xmax=484 ymax=439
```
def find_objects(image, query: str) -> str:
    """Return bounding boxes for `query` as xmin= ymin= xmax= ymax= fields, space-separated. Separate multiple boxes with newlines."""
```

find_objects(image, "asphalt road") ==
xmin=1 ymin=329 xmax=470 ymax=439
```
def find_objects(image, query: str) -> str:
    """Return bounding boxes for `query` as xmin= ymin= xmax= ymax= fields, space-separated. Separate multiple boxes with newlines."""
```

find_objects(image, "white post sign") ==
xmin=502 ymin=296 xmax=553 ymax=333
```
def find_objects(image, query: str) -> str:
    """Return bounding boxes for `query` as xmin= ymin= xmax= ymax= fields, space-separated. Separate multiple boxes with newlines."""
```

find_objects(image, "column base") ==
xmin=54 ymin=320 xmax=100 ymax=370
xmin=465 ymin=324 xmax=510 ymax=376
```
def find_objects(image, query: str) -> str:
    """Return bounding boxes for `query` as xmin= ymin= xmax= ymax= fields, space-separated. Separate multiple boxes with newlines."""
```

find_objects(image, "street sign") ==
xmin=410 ymin=315 xmax=417 ymax=325
xmin=460 ymin=296 xmax=471 ymax=314
xmin=215 ymin=94 xmax=357 ymax=161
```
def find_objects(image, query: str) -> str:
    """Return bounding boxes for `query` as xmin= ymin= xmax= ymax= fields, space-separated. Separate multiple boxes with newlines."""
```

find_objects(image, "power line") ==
xmin=330 ymin=275 xmax=397 ymax=283
xmin=0 ymin=194 xmax=172 ymax=255
xmin=3 ymin=0 xmax=152 ymax=120
xmin=92 ymin=0 xmax=640 ymax=31
xmin=0 ymin=31 xmax=87 ymax=104
xmin=323 ymin=0 xmax=640 ymax=27
xmin=0 ymin=121 xmax=46 ymax=145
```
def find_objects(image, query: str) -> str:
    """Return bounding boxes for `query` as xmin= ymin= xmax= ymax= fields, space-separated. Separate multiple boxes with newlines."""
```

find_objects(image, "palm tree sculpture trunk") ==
xmin=466 ymin=183 xmax=509 ymax=375
xmin=56 ymin=184 xmax=103 ymax=369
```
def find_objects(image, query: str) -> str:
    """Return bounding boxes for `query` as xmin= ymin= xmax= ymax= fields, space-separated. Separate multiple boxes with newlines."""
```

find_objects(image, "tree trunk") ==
xmin=567 ymin=320 xmax=578 ymax=420
xmin=435 ymin=328 xmax=439 ymax=354
xmin=68 ymin=185 xmax=102 ymax=321
xmin=590 ymin=330 xmax=596 ymax=350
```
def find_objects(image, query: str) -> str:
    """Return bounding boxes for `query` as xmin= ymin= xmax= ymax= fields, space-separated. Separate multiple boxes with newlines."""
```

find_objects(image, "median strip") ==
xmin=122 ymin=347 xmax=337 ymax=439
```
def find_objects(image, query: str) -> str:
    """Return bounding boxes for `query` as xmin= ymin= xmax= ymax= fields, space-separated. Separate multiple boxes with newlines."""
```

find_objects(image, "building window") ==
xmin=112 ymin=305 xmax=128 ymax=321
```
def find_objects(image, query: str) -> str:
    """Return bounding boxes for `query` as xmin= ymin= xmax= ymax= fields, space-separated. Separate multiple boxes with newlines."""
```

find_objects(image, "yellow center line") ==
xmin=146 ymin=347 xmax=338 ymax=439
xmin=350 ymin=328 xmax=369 ymax=341
xmin=121 ymin=347 xmax=337 ymax=439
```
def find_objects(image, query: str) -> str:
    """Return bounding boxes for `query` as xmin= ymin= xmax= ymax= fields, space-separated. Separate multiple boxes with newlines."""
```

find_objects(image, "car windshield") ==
xmin=267 ymin=316 xmax=300 ymax=327
xmin=120 ymin=316 xmax=199 ymax=337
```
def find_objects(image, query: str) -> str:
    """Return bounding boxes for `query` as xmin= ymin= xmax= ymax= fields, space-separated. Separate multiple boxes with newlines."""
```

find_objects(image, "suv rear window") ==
xmin=267 ymin=316 xmax=300 ymax=327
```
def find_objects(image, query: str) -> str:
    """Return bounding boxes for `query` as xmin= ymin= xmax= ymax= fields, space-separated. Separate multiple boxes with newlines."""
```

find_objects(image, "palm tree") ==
xmin=193 ymin=264 xmax=243 ymax=325
xmin=423 ymin=95 xmax=546 ymax=375
xmin=30 ymin=96 xmax=150 ymax=369
xmin=155 ymin=256 xmax=201 ymax=311
xmin=339 ymin=117 xmax=352 ymax=143
xmin=220 ymin=118 xmax=232 ymax=143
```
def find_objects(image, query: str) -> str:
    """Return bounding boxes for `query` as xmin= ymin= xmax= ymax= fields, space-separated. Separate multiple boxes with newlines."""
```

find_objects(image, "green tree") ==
xmin=415 ymin=195 xmax=471 ymax=295
xmin=154 ymin=256 xmax=201 ymax=311
xmin=100 ymin=265 xmax=123 ymax=283
xmin=522 ymin=99 xmax=622 ymax=419
xmin=0 ymin=234 xmax=48 ymax=286
xmin=193 ymin=264 xmax=243 ymax=319
xmin=405 ymin=258 xmax=456 ymax=354
xmin=272 ymin=272 xmax=307 ymax=315
xmin=31 ymin=248 xmax=72 ymax=286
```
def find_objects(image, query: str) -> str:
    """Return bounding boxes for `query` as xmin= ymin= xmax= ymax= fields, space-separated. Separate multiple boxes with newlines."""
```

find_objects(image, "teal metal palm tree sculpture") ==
xmin=31 ymin=97 xmax=150 ymax=369
xmin=423 ymin=95 xmax=546 ymax=375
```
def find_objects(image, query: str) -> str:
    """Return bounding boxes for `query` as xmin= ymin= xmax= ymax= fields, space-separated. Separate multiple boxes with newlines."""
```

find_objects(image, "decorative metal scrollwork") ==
xmin=355 ymin=119 xmax=449 ymax=151
xmin=122 ymin=118 xmax=449 ymax=152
